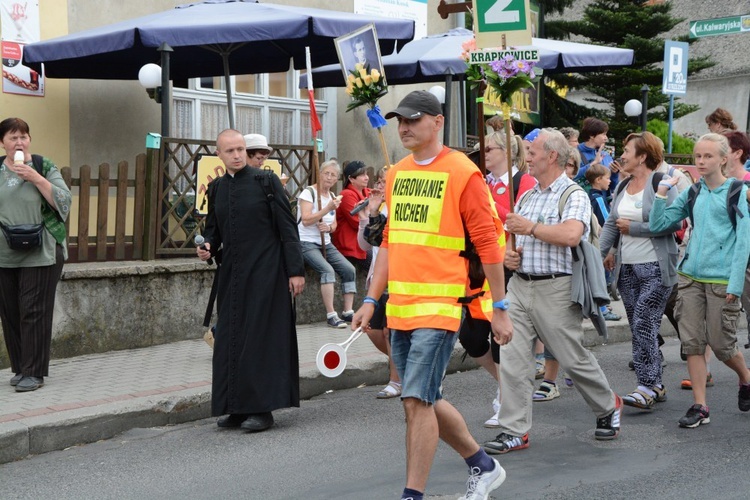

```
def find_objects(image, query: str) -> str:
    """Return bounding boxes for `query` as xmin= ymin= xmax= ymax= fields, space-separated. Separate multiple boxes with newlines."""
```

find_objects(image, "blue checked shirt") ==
xmin=514 ymin=173 xmax=591 ymax=275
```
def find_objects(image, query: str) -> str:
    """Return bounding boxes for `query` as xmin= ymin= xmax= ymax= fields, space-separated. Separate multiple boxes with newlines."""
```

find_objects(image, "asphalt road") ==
xmin=3 ymin=336 xmax=750 ymax=499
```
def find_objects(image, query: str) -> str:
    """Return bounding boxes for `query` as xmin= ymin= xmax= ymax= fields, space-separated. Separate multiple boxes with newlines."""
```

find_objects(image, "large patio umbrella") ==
xmin=22 ymin=0 xmax=415 ymax=128
xmin=300 ymin=27 xmax=634 ymax=87
xmin=300 ymin=27 xmax=633 ymax=145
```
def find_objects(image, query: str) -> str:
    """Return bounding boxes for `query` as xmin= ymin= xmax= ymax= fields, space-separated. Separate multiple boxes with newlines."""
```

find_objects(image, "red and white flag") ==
xmin=305 ymin=47 xmax=322 ymax=135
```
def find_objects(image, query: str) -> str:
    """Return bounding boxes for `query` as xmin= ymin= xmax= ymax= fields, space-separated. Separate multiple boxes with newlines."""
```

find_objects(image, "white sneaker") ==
xmin=484 ymin=406 xmax=501 ymax=428
xmin=462 ymin=458 xmax=507 ymax=500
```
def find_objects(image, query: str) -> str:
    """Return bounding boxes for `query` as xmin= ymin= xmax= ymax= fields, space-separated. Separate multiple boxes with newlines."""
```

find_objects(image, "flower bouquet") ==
xmin=345 ymin=63 xmax=387 ymax=111
xmin=345 ymin=62 xmax=391 ymax=166
xmin=461 ymin=38 xmax=537 ymax=108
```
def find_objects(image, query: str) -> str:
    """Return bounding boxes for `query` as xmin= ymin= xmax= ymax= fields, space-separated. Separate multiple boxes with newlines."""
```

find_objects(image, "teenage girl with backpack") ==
xmin=650 ymin=133 xmax=750 ymax=428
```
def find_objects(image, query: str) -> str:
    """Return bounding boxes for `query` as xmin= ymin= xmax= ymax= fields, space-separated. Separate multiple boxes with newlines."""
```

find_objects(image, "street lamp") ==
xmin=624 ymin=99 xmax=642 ymax=119
xmin=138 ymin=42 xmax=173 ymax=139
xmin=429 ymin=85 xmax=449 ymax=145
xmin=138 ymin=63 xmax=163 ymax=102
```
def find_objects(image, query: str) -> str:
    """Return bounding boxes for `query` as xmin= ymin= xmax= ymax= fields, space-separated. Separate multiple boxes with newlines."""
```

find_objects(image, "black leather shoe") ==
xmin=241 ymin=412 xmax=273 ymax=432
xmin=217 ymin=414 xmax=248 ymax=428
xmin=15 ymin=376 xmax=44 ymax=392
xmin=9 ymin=374 xmax=22 ymax=387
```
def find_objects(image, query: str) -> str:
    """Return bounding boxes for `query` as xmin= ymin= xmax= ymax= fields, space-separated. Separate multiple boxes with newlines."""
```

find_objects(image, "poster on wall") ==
xmin=2 ymin=41 xmax=43 ymax=96
xmin=354 ymin=0 xmax=427 ymax=41
xmin=1 ymin=0 xmax=43 ymax=96
xmin=0 ymin=0 xmax=40 ymax=43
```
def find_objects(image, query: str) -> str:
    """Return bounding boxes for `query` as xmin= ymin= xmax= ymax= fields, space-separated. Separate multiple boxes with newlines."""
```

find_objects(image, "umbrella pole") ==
xmin=221 ymin=50 xmax=235 ymax=129
xmin=443 ymin=72 xmax=453 ymax=146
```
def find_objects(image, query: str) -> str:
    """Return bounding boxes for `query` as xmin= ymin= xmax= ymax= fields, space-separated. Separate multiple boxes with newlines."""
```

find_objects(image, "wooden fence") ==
xmin=60 ymin=140 xmax=314 ymax=263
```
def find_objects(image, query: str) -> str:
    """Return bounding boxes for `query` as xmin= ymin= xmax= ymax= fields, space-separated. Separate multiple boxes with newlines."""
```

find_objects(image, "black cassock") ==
xmin=204 ymin=166 xmax=305 ymax=416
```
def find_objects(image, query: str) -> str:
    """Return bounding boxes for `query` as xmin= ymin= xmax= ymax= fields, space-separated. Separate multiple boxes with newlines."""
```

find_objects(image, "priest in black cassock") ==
xmin=197 ymin=129 xmax=305 ymax=433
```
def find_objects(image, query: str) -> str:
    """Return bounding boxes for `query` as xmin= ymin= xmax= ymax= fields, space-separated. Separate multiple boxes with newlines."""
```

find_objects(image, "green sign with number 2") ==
xmin=476 ymin=0 xmax=528 ymax=33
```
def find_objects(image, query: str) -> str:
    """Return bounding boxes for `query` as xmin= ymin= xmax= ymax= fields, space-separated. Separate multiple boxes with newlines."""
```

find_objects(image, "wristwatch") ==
xmin=493 ymin=299 xmax=510 ymax=310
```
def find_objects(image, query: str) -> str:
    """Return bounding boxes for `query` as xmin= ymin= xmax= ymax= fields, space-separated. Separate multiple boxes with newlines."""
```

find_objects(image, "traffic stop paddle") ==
xmin=316 ymin=327 xmax=364 ymax=378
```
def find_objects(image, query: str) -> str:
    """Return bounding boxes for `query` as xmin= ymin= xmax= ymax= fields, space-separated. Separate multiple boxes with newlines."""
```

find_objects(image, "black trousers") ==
xmin=0 ymin=245 xmax=64 ymax=377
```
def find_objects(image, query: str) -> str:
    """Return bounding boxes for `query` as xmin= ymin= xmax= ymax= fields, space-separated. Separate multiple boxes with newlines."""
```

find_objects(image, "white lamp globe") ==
xmin=624 ymin=99 xmax=642 ymax=117
xmin=138 ymin=63 xmax=162 ymax=89
xmin=428 ymin=85 xmax=446 ymax=104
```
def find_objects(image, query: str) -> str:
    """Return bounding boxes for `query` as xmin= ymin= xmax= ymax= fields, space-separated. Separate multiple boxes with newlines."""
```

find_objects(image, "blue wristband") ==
xmin=493 ymin=299 xmax=510 ymax=310
xmin=658 ymin=181 xmax=673 ymax=190
xmin=363 ymin=296 xmax=379 ymax=307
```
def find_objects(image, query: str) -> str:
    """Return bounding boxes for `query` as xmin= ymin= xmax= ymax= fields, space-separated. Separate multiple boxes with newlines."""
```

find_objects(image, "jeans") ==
xmin=390 ymin=328 xmax=457 ymax=404
xmin=300 ymin=241 xmax=356 ymax=293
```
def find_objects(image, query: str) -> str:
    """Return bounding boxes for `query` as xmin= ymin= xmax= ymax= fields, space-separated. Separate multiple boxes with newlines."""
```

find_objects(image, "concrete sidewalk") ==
xmin=0 ymin=299 xmax=646 ymax=464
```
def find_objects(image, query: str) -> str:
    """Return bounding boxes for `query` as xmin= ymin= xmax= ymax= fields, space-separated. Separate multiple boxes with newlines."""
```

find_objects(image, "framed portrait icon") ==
xmin=334 ymin=24 xmax=386 ymax=86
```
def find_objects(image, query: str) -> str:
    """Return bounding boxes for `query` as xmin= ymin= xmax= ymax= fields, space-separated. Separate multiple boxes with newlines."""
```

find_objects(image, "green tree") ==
xmin=545 ymin=0 xmax=714 ymax=144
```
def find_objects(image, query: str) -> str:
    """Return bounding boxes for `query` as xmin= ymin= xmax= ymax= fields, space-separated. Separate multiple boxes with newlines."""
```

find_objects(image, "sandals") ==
xmin=376 ymin=381 xmax=402 ymax=399
xmin=652 ymin=385 xmax=667 ymax=402
xmin=532 ymin=381 xmax=560 ymax=402
xmin=622 ymin=388 xmax=655 ymax=410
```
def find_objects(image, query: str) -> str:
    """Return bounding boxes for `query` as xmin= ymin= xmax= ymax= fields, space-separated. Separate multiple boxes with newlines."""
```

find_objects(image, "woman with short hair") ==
xmin=600 ymin=131 xmax=681 ymax=410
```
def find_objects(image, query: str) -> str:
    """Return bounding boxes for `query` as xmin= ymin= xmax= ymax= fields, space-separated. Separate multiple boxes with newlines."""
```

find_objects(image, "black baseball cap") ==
xmin=385 ymin=90 xmax=443 ymax=120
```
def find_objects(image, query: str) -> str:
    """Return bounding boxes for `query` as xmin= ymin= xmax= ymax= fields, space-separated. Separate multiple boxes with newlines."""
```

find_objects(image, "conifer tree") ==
xmin=545 ymin=0 xmax=714 ymax=142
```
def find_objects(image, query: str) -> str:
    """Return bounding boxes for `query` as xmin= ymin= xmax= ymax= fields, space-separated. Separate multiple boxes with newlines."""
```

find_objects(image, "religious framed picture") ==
xmin=334 ymin=24 xmax=386 ymax=86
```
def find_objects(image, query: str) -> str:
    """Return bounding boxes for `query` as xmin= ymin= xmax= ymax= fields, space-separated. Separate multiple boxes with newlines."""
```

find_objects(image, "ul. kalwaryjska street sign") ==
xmin=689 ymin=14 xmax=750 ymax=39
xmin=473 ymin=0 xmax=533 ymax=49
xmin=662 ymin=40 xmax=688 ymax=96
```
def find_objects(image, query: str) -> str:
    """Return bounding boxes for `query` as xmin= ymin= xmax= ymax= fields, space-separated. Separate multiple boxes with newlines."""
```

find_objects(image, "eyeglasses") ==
xmin=321 ymin=172 xmax=338 ymax=178
xmin=485 ymin=147 xmax=502 ymax=153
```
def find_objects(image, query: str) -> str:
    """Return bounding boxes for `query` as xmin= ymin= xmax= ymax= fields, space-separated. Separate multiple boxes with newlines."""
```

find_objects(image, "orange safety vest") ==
xmin=385 ymin=147 xmax=503 ymax=331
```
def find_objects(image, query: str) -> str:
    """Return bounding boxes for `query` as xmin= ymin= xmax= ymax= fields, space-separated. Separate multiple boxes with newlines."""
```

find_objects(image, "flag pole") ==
xmin=306 ymin=47 xmax=326 ymax=256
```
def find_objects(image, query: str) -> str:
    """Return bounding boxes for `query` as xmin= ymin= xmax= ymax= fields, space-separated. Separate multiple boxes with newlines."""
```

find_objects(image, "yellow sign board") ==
xmin=195 ymin=156 xmax=283 ymax=215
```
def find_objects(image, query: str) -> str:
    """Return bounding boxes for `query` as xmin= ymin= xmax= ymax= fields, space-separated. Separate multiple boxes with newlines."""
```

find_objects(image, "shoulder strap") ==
xmin=668 ymin=166 xmax=676 ymax=177
xmin=256 ymin=170 xmax=279 ymax=236
xmin=686 ymin=182 xmax=701 ymax=227
xmin=727 ymin=179 xmax=746 ymax=230
xmin=512 ymin=170 xmax=524 ymax=202
xmin=31 ymin=154 xmax=46 ymax=175
xmin=651 ymin=171 xmax=665 ymax=193
xmin=613 ymin=175 xmax=632 ymax=199
xmin=557 ymin=183 xmax=584 ymax=218
xmin=516 ymin=190 xmax=534 ymax=211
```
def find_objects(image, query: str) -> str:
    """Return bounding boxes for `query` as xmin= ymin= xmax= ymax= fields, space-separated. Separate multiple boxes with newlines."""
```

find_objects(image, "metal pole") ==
xmin=667 ymin=95 xmax=675 ymax=154
xmin=221 ymin=49 xmax=235 ymax=130
xmin=158 ymin=43 xmax=173 ymax=138
xmin=640 ymin=84 xmax=649 ymax=132
xmin=443 ymin=73 xmax=453 ymax=146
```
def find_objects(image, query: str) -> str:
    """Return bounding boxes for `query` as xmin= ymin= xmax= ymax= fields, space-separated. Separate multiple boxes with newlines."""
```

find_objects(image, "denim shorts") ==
xmin=390 ymin=328 xmax=458 ymax=404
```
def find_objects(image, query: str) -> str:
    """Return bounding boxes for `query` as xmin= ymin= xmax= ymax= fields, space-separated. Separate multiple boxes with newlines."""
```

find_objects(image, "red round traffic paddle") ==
xmin=316 ymin=327 xmax=364 ymax=378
